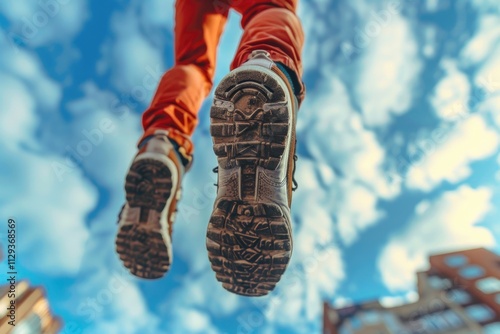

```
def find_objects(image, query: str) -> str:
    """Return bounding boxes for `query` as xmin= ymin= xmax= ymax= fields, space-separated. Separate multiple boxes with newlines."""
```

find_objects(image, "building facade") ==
xmin=0 ymin=244 xmax=61 ymax=333
xmin=0 ymin=281 xmax=62 ymax=334
xmin=323 ymin=248 xmax=500 ymax=334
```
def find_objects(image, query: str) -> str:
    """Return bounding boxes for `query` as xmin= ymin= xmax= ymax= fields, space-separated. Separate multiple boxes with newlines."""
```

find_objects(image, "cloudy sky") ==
xmin=0 ymin=0 xmax=499 ymax=333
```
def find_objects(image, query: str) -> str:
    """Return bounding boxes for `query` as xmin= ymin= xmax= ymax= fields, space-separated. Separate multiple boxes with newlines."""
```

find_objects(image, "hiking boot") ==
xmin=207 ymin=50 xmax=298 ymax=296
xmin=116 ymin=130 xmax=191 ymax=279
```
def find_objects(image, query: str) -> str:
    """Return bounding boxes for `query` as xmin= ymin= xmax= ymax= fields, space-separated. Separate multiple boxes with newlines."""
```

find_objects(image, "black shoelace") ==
xmin=212 ymin=166 xmax=219 ymax=187
xmin=292 ymin=154 xmax=299 ymax=191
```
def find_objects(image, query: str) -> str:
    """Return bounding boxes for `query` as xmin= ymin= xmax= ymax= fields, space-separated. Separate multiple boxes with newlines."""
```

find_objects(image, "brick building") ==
xmin=323 ymin=248 xmax=500 ymax=334
xmin=0 ymin=245 xmax=61 ymax=333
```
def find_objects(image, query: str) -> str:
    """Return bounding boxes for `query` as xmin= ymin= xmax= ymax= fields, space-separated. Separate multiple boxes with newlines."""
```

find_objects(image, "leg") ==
xmin=140 ymin=0 xmax=229 ymax=155
xmin=206 ymin=0 xmax=305 ymax=296
xmin=231 ymin=0 xmax=306 ymax=103
xmin=116 ymin=0 xmax=228 ymax=279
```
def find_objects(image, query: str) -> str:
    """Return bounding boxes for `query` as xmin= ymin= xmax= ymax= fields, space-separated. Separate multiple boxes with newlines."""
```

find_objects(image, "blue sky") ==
xmin=0 ymin=0 xmax=500 ymax=333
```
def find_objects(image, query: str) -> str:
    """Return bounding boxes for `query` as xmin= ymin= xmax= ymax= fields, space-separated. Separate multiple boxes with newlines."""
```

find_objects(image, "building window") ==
xmin=382 ymin=312 xmax=404 ymax=333
xmin=441 ymin=309 xmax=464 ymax=328
xmin=12 ymin=313 xmax=42 ymax=334
xmin=428 ymin=276 xmax=452 ymax=290
xmin=444 ymin=254 xmax=468 ymax=267
xmin=339 ymin=325 xmax=353 ymax=334
xmin=360 ymin=311 xmax=380 ymax=324
xmin=459 ymin=265 xmax=485 ymax=279
xmin=464 ymin=304 xmax=495 ymax=323
xmin=484 ymin=322 xmax=500 ymax=334
xmin=476 ymin=277 xmax=500 ymax=294
xmin=422 ymin=313 xmax=449 ymax=331
xmin=446 ymin=289 xmax=472 ymax=304
xmin=350 ymin=316 xmax=362 ymax=329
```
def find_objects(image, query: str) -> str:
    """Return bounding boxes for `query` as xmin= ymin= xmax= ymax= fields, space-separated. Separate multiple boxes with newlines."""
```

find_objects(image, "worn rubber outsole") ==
xmin=207 ymin=67 xmax=293 ymax=296
xmin=116 ymin=157 xmax=174 ymax=279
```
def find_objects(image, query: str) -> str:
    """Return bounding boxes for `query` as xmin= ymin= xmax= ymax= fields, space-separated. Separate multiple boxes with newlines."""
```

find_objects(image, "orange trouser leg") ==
xmin=140 ymin=0 xmax=229 ymax=154
xmin=141 ymin=0 xmax=305 ymax=153
xmin=231 ymin=0 xmax=306 ymax=103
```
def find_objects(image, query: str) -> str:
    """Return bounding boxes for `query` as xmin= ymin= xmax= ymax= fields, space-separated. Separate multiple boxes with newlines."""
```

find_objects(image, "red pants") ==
xmin=141 ymin=0 xmax=305 ymax=154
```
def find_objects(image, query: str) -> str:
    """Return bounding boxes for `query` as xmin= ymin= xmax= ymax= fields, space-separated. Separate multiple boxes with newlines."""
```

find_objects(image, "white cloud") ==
xmin=378 ymin=185 xmax=495 ymax=292
xmin=406 ymin=115 xmax=500 ymax=191
xmin=293 ymin=159 xmax=384 ymax=246
xmin=354 ymin=10 xmax=422 ymax=127
xmin=0 ymin=0 xmax=89 ymax=47
xmin=473 ymin=42 xmax=500 ymax=96
xmin=332 ymin=296 xmax=354 ymax=308
xmin=139 ymin=0 xmax=175 ymax=30
xmin=460 ymin=14 xmax=500 ymax=66
xmin=0 ymin=34 xmax=62 ymax=111
xmin=301 ymin=76 xmax=398 ymax=199
xmin=292 ymin=160 xmax=337 ymax=248
xmin=497 ymin=154 xmax=500 ymax=181
xmin=64 ymin=82 xmax=141 ymax=189
xmin=160 ymin=269 xmax=242 ymax=318
xmin=77 ymin=273 xmax=161 ymax=334
xmin=155 ymin=271 xmax=228 ymax=334
xmin=411 ymin=40 xmax=500 ymax=192
xmin=335 ymin=181 xmax=384 ymax=245
xmin=0 ymin=45 xmax=96 ymax=276
xmin=422 ymin=25 xmax=437 ymax=58
xmin=0 ymin=74 xmax=38 ymax=147
xmin=470 ymin=0 xmax=500 ymax=13
xmin=460 ymin=14 xmax=500 ymax=108
xmin=0 ymin=148 xmax=96 ymax=276
xmin=167 ymin=308 xmax=219 ymax=334
xmin=477 ymin=94 xmax=500 ymax=131
xmin=426 ymin=0 xmax=439 ymax=12
xmin=297 ymin=1 xmax=327 ymax=73
xmin=430 ymin=60 xmax=470 ymax=120
xmin=296 ymin=75 xmax=399 ymax=246
xmin=99 ymin=6 xmax=165 ymax=96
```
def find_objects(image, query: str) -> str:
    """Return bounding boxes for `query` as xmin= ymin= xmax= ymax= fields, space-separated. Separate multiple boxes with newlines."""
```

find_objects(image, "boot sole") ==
xmin=207 ymin=66 xmax=294 ymax=296
xmin=116 ymin=154 xmax=177 ymax=279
